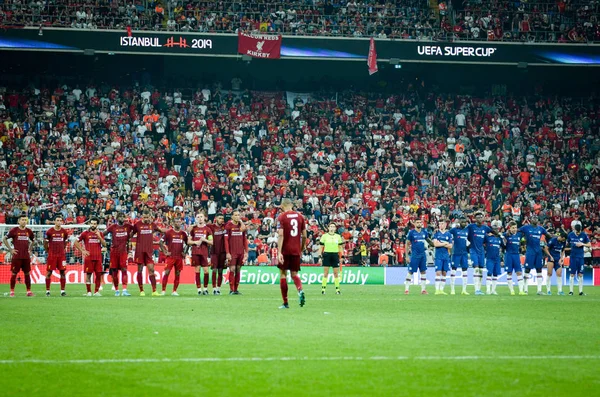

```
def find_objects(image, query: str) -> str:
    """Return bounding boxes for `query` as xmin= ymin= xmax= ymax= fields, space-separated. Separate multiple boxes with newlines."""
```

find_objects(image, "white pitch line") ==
xmin=0 ymin=355 xmax=599 ymax=365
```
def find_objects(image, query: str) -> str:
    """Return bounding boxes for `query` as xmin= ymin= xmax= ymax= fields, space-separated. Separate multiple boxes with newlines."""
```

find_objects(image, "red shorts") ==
xmin=110 ymin=251 xmax=128 ymax=269
xmin=11 ymin=258 xmax=31 ymax=274
xmin=229 ymin=255 xmax=244 ymax=267
xmin=165 ymin=257 xmax=184 ymax=271
xmin=135 ymin=251 xmax=154 ymax=266
xmin=278 ymin=255 xmax=301 ymax=272
xmin=191 ymin=254 xmax=209 ymax=268
xmin=46 ymin=256 xmax=66 ymax=272
xmin=211 ymin=254 xmax=227 ymax=270
xmin=84 ymin=259 xmax=103 ymax=274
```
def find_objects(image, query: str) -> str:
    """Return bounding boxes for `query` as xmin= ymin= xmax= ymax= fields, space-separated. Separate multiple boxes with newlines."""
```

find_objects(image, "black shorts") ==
xmin=322 ymin=253 xmax=340 ymax=268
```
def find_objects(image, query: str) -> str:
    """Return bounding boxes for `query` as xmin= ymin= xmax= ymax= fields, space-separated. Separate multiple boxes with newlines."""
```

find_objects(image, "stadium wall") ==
xmin=1 ymin=28 xmax=600 ymax=65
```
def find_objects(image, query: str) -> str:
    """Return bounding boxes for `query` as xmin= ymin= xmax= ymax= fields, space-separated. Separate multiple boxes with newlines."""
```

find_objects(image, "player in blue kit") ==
xmin=467 ymin=212 xmax=493 ymax=295
xmin=545 ymin=232 xmax=566 ymax=295
xmin=405 ymin=219 xmax=433 ymax=295
xmin=484 ymin=228 xmax=503 ymax=295
xmin=566 ymin=224 xmax=591 ymax=296
xmin=503 ymin=222 xmax=526 ymax=296
xmin=433 ymin=220 xmax=453 ymax=295
xmin=519 ymin=215 xmax=551 ymax=295
xmin=449 ymin=218 xmax=470 ymax=295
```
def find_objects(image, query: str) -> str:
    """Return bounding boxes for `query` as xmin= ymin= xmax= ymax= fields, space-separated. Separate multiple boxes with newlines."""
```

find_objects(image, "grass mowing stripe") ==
xmin=2 ymin=355 xmax=599 ymax=365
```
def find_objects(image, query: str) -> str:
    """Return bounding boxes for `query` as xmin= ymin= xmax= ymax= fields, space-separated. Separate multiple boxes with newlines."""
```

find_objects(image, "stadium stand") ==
xmin=0 ymin=75 xmax=599 ymax=265
xmin=0 ymin=0 xmax=598 ymax=42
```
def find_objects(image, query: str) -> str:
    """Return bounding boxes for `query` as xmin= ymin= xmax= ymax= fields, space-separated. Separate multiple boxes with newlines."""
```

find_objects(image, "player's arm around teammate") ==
xmin=319 ymin=223 xmax=344 ymax=295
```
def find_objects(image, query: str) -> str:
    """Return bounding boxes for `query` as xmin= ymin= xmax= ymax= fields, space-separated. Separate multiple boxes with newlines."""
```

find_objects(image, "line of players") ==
xmin=404 ymin=212 xmax=591 ymax=296
xmin=4 ymin=208 xmax=591 ymax=300
xmin=2 ymin=210 xmax=250 ymax=297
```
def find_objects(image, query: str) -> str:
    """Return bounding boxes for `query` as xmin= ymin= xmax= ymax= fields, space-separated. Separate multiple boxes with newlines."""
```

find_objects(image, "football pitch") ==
xmin=1 ymin=284 xmax=599 ymax=396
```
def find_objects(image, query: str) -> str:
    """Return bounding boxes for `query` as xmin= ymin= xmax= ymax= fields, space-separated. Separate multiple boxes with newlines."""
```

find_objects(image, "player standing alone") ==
xmin=3 ymin=214 xmax=35 ymax=297
xmin=467 ymin=212 xmax=493 ymax=295
xmin=566 ymin=223 xmax=590 ymax=296
xmin=44 ymin=215 xmax=69 ymax=297
xmin=405 ymin=219 xmax=432 ymax=295
xmin=209 ymin=214 xmax=227 ymax=295
xmin=503 ymin=222 xmax=526 ymax=296
xmin=189 ymin=212 xmax=213 ymax=295
xmin=277 ymin=198 xmax=307 ymax=309
xmin=448 ymin=218 xmax=470 ymax=295
xmin=160 ymin=217 xmax=188 ymax=296
xmin=130 ymin=210 xmax=164 ymax=296
xmin=545 ymin=232 xmax=566 ymax=295
xmin=433 ymin=220 xmax=453 ymax=295
xmin=225 ymin=211 xmax=248 ymax=295
xmin=74 ymin=218 xmax=107 ymax=296
xmin=104 ymin=213 xmax=132 ymax=296
xmin=519 ymin=215 xmax=551 ymax=295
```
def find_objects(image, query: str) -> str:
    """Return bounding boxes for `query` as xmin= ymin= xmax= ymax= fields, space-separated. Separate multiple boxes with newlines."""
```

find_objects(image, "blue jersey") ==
xmin=519 ymin=225 xmax=548 ymax=254
xmin=467 ymin=224 xmax=492 ymax=254
xmin=407 ymin=229 xmax=429 ymax=258
xmin=484 ymin=235 xmax=503 ymax=260
xmin=449 ymin=227 xmax=469 ymax=255
xmin=504 ymin=232 xmax=523 ymax=255
xmin=547 ymin=237 xmax=564 ymax=260
xmin=433 ymin=230 xmax=453 ymax=260
xmin=567 ymin=232 xmax=590 ymax=259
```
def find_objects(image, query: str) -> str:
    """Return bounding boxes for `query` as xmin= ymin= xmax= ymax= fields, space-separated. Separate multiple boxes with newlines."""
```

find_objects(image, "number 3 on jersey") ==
xmin=290 ymin=219 xmax=298 ymax=237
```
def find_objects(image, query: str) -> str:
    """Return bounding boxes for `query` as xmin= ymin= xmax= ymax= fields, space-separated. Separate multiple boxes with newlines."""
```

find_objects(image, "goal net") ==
xmin=0 ymin=224 xmax=104 ymax=285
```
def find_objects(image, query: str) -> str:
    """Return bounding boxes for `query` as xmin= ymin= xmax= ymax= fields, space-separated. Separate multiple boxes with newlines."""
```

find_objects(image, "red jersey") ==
xmin=209 ymin=223 xmax=227 ymax=255
xmin=105 ymin=223 xmax=132 ymax=254
xmin=225 ymin=221 xmax=247 ymax=256
xmin=190 ymin=225 xmax=213 ymax=256
xmin=163 ymin=229 xmax=188 ymax=259
xmin=45 ymin=227 xmax=69 ymax=257
xmin=132 ymin=221 xmax=160 ymax=254
xmin=277 ymin=211 xmax=306 ymax=256
xmin=6 ymin=227 xmax=34 ymax=259
xmin=78 ymin=230 xmax=104 ymax=261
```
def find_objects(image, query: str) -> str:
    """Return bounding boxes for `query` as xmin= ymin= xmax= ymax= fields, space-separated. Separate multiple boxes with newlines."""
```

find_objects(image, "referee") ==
xmin=319 ymin=223 xmax=344 ymax=295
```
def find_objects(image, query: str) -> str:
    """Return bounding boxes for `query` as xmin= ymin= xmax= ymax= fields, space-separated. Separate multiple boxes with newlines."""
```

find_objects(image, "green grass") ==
xmin=1 ymin=284 xmax=599 ymax=397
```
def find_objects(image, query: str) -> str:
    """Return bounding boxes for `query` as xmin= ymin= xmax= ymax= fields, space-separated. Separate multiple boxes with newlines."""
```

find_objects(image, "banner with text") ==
xmin=0 ymin=265 xmax=384 ymax=286
xmin=237 ymin=32 xmax=281 ymax=59
xmin=1 ymin=28 xmax=599 ymax=65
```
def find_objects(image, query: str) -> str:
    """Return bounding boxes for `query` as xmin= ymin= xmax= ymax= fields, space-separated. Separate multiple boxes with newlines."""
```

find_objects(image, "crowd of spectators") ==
xmin=449 ymin=0 xmax=600 ymax=43
xmin=0 ymin=75 xmax=599 ymax=266
xmin=0 ymin=0 xmax=598 ymax=42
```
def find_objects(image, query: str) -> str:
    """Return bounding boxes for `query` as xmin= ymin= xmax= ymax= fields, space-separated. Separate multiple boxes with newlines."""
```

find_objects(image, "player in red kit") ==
xmin=44 ymin=215 xmax=70 ymax=297
xmin=3 ymin=214 xmax=35 ymax=297
xmin=209 ymin=214 xmax=227 ymax=295
xmin=225 ymin=211 xmax=248 ymax=295
xmin=104 ymin=212 xmax=132 ymax=296
xmin=160 ymin=217 xmax=188 ymax=296
xmin=130 ymin=210 xmax=166 ymax=296
xmin=277 ymin=198 xmax=307 ymax=309
xmin=188 ymin=212 xmax=213 ymax=295
xmin=74 ymin=218 xmax=107 ymax=296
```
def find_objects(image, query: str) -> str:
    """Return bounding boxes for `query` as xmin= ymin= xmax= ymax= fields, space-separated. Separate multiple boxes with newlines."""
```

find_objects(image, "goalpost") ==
xmin=0 ymin=224 xmax=102 ymax=285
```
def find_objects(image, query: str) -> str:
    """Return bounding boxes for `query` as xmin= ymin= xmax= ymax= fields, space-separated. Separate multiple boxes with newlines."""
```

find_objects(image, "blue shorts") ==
xmin=525 ymin=251 xmax=543 ymax=271
xmin=505 ymin=254 xmax=522 ymax=274
xmin=452 ymin=254 xmax=468 ymax=270
xmin=486 ymin=258 xmax=501 ymax=277
xmin=471 ymin=252 xmax=485 ymax=268
xmin=547 ymin=256 xmax=561 ymax=269
xmin=435 ymin=258 xmax=451 ymax=273
xmin=409 ymin=256 xmax=427 ymax=274
xmin=569 ymin=257 xmax=585 ymax=275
